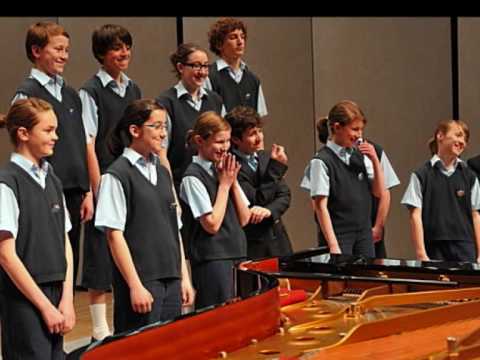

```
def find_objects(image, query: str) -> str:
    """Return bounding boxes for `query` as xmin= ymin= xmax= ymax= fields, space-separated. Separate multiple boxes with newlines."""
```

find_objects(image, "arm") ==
xmin=86 ymin=140 xmax=102 ymax=197
xmin=177 ymin=231 xmax=194 ymax=306
xmin=58 ymin=234 xmax=75 ymax=334
xmin=106 ymin=229 xmax=153 ymax=313
xmin=0 ymin=232 xmax=65 ymax=334
xmin=472 ymin=210 xmax=480 ymax=263
xmin=231 ymin=180 xmax=252 ymax=227
xmin=312 ymin=196 xmax=341 ymax=254
xmin=408 ymin=207 xmax=429 ymax=261
xmin=358 ymin=142 xmax=385 ymax=198
xmin=372 ymin=190 xmax=391 ymax=242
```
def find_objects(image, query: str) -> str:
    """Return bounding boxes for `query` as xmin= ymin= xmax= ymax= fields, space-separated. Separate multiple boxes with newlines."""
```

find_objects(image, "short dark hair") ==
xmin=92 ymin=24 xmax=132 ymax=64
xmin=224 ymin=106 xmax=263 ymax=140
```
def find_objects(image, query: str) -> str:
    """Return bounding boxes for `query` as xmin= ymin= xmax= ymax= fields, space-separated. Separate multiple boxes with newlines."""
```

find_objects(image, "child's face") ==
xmin=220 ymin=29 xmax=246 ymax=59
xmin=233 ymin=126 xmax=264 ymax=155
xmin=20 ymin=110 xmax=58 ymax=160
xmin=332 ymin=118 xmax=364 ymax=148
xmin=33 ymin=35 xmax=69 ymax=77
xmin=103 ymin=42 xmax=131 ymax=76
xmin=438 ymin=123 xmax=467 ymax=157
xmin=179 ymin=50 xmax=209 ymax=91
xmin=133 ymin=109 xmax=167 ymax=155
xmin=198 ymin=130 xmax=231 ymax=164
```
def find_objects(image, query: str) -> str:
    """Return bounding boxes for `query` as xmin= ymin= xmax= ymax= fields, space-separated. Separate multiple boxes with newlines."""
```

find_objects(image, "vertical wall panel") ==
xmin=313 ymin=17 xmax=452 ymax=259
xmin=184 ymin=17 xmax=317 ymax=251
xmin=0 ymin=17 xmax=56 ymax=164
xmin=458 ymin=18 xmax=480 ymax=159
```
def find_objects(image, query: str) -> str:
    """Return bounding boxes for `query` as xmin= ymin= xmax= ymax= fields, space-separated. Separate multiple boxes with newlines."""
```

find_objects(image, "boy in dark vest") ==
xmin=225 ymin=106 xmax=293 ymax=259
xmin=79 ymin=23 xmax=141 ymax=341
xmin=13 ymin=21 xmax=93 ymax=296
xmin=205 ymin=17 xmax=268 ymax=117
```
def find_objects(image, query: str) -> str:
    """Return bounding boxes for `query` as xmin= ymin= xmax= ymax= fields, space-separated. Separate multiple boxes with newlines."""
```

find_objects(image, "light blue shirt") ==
xmin=401 ymin=155 xmax=480 ymax=209
xmin=300 ymin=140 xmax=380 ymax=197
xmin=180 ymin=155 xmax=249 ymax=219
xmin=237 ymin=150 xmax=259 ymax=172
xmin=203 ymin=58 xmax=268 ymax=117
xmin=79 ymin=69 xmax=132 ymax=138
xmin=0 ymin=153 xmax=72 ymax=238
xmin=163 ymin=81 xmax=227 ymax=150
xmin=95 ymin=148 xmax=182 ymax=232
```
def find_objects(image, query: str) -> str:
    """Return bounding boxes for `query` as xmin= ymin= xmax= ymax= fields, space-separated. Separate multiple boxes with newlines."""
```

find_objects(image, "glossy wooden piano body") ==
xmin=79 ymin=248 xmax=480 ymax=360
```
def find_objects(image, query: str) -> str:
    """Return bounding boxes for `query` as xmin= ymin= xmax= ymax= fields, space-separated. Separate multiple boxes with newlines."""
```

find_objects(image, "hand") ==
xmin=41 ymin=303 xmax=65 ymax=334
xmin=271 ymin=144 xmax=288 ymax=165
xmin=476 ymin=256 xmax=480 ymax=264
xmin=58 ymin=297 xmax=76 ymax=334
xmin=217 ymin=153 xmax=239 ymax=188
xmin=250 ymin=206 xmax=272 ymax=224
xmin=181 ymin=279 xmax=195 ymax=307
xmin=130 ymin=284 xmax=154 ymax=314
xmin=357 ymin=141 xmax=379 ymax=163
xmin=80 ymin=192 xmax=94 ymax=223
xmin=372 ymin=226 xmax=384 ymax=243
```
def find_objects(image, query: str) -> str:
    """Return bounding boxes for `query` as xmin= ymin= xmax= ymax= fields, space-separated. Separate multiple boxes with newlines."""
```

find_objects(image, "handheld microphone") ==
xmin=355 ymin=137 xmax=364 ymax=147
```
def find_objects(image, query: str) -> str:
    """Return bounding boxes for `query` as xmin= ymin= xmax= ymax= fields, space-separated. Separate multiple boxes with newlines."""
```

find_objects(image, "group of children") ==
xmin=0 ymin=18 xmax=285 ymax=359
xmin=0 ymin=17 xmax=479 ymax=360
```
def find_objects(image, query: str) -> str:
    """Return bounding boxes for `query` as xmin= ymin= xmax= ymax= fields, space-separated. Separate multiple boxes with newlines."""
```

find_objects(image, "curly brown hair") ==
xmin=208 ymin=17 xmax=247 ymax=56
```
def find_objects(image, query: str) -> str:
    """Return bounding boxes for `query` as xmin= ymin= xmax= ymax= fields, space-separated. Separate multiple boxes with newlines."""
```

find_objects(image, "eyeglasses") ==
xmin=143 ymin=122 xmax=167 ymax=130
xmin=183 ymin=62 xmax=210 ymax=71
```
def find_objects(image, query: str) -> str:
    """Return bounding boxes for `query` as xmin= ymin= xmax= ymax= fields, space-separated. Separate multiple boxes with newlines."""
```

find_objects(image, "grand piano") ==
xmin=77 ymin=247 xmax=480 ymax=359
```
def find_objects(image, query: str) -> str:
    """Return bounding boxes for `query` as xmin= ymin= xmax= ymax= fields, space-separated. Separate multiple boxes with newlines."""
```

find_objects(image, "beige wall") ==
xmin=0 ymin=17 xmax=460 ymax=259
xmin=458 ymin=17 xmax=480 ymax=159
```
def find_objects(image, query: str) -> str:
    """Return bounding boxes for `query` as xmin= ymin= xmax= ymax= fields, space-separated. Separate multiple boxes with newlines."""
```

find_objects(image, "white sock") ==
xmin=89 ymin=303 xmax=110 ymax=340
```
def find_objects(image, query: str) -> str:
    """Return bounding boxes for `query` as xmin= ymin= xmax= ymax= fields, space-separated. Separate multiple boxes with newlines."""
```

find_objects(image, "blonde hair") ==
xmin=0 ymin=98 xmax=53 ymax=146
xmin=428 ymin=120 xmax=469 ymax=155
xmin=186 ymin=111 xmax=231 ymax=148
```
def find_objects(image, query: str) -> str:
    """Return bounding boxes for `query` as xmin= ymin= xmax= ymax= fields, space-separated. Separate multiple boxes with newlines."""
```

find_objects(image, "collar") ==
xmin=216 ymin=58 xmax=246 ymax=72
xmin=30 ymin=68 xmax=64 ymax=87
xmin=430 ymin=154 xmax=465 ymax=170
xmin=192 ymin=155 xmax=214 ymax=175
xmin=96 ymin=68 xmax=131 ymax=88
xmin=174 ymin=81 xmax=208 ymax=100
xmin=122 ymin=147 xmax=157 ymax=166
xmin=11 ymin=152 xmax=49 ymax=174
xmin=326 ymin=140 xmax=353 ymax=157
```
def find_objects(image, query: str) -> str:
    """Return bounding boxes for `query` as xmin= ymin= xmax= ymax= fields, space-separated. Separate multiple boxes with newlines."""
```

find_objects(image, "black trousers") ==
xmin=113 ymin=277 xmax=181 ymax=335
xmin=1 ymin=282 xmax=64 ymax=360
xmin=426 ymin=240 xmax=476 ymax=262
xmin=64 ymin=188 xmax=85 ymax=287
xmin=81 ymin=219 xmax=112 ymax=291
xmin=191 ymin=259 xmax=235 ymax=310
xmin=337 ymin=228 xmax=375 ymax=258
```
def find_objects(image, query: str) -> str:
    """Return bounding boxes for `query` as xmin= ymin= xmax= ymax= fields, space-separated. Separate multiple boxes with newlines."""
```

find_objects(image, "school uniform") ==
xmin=401 ymin=155 xmax=480 ymax=262
xmin=370 ymin=142 xmax=400 ymax=258
xmin=14 ymin=68 xmax=89 ymax=287
xmin=95 ymin=148 xmax=181 ymax=334
xmin=301 ymin=140 xmax=376 ymax=257
xmin=232 ymin=148 xmax=293 ymax=259
xmin=204 ymin=59 xmax=268 ymax=116
xmin=79 ymin=69 xmax=141 ymax=291
xmin=0 ymin=153 xmax=72 ymax=360
xmin=180 ymin=156 xmax=248 ymax=309
xmin=155 ymin=81 xmax=225 ymax=191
